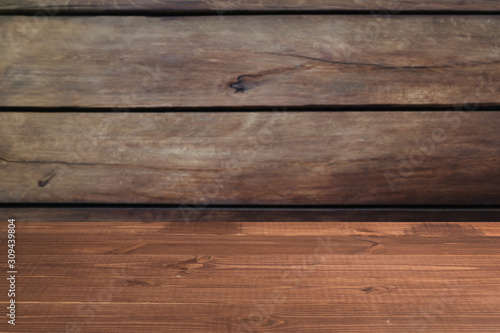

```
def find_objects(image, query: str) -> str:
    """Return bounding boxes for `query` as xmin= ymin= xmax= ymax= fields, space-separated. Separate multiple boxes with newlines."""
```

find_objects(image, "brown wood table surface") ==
xmin=0 ymin=222 xmax=499 ymax=332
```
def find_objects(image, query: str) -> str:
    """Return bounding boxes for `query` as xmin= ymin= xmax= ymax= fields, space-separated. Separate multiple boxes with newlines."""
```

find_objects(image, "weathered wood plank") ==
xmin=1 ymin=16 xmax=500 ymax=107
xmin=1 ymin=222 xmax=499 ymax=332
xmin=4 ymin=208 xmax=500 ymax=223
xmin=1 ymin=0 xmax=500 ymax=13
xmin=1 ymin=112 xmax=499 ymax=204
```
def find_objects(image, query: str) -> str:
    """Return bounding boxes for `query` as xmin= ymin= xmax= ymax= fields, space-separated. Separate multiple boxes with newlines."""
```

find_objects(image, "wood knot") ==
xmin=196 ymin=255 xmax=212 ymax=263
xmin=362 ymin=285 xmax=397 ymax=294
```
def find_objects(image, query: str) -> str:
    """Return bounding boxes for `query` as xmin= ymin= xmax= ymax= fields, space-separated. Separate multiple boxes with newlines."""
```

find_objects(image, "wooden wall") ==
xmin=1 ymin=2 xmax=499 ymax=219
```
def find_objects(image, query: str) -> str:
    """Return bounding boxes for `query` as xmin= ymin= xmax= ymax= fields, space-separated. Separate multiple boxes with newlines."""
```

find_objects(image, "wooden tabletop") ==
xmin=1 ymin=222 xmax=498 ymax=332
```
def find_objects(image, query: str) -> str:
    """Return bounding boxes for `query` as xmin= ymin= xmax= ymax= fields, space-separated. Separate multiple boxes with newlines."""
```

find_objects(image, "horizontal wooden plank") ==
xmin=14 ymin=234 xmax=500 ymax=256
xmin=6 ymin=304 xmax=500 ymax=333
xmin=7 ymin=221 xmax=500 ymax=236
xmin=1 ymin=16 xmax=500 ymax=107
xmin=4 ymin=208 xmax=500 ymax=223
xmin=1 ymin=222 xmax=499 ymax=332
xmin=1 ymin=0 xmax=500 ymax=13
xmin=1 ymin=112 xmax=499 ymax=204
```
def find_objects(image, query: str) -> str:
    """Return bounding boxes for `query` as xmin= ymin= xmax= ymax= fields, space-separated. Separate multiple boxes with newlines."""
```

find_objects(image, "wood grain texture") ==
xmin=2 ymin=15 xmax=500 ymax=107
xmin=3 ymin=208 xmax=500 ymax=222
xmin=1 ymin=112 xmax=499 ymax=204
xmin=1 ymin=222 xmax=500 ymax=332
xmin=2 ymin=0 xmax=500 ymax=13
xmin=7 ymin=221 xmax=500 ymax=236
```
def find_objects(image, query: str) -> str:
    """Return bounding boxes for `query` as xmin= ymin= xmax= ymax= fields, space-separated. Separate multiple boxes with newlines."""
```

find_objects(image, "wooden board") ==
xmin=2 ymin=0 xmax=500 ymax=13
xmin=6 ymin=221 xmax=500 ymax=236
xmin=3 ymin=208 xmax=500 ymax=222
xmin=1 ymin=112 xmax=499 ymax=205
xmin=1 ymin=15 xmax=500 ymax=108
xmin=1 ymin=222 xmax=499 ymax=332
